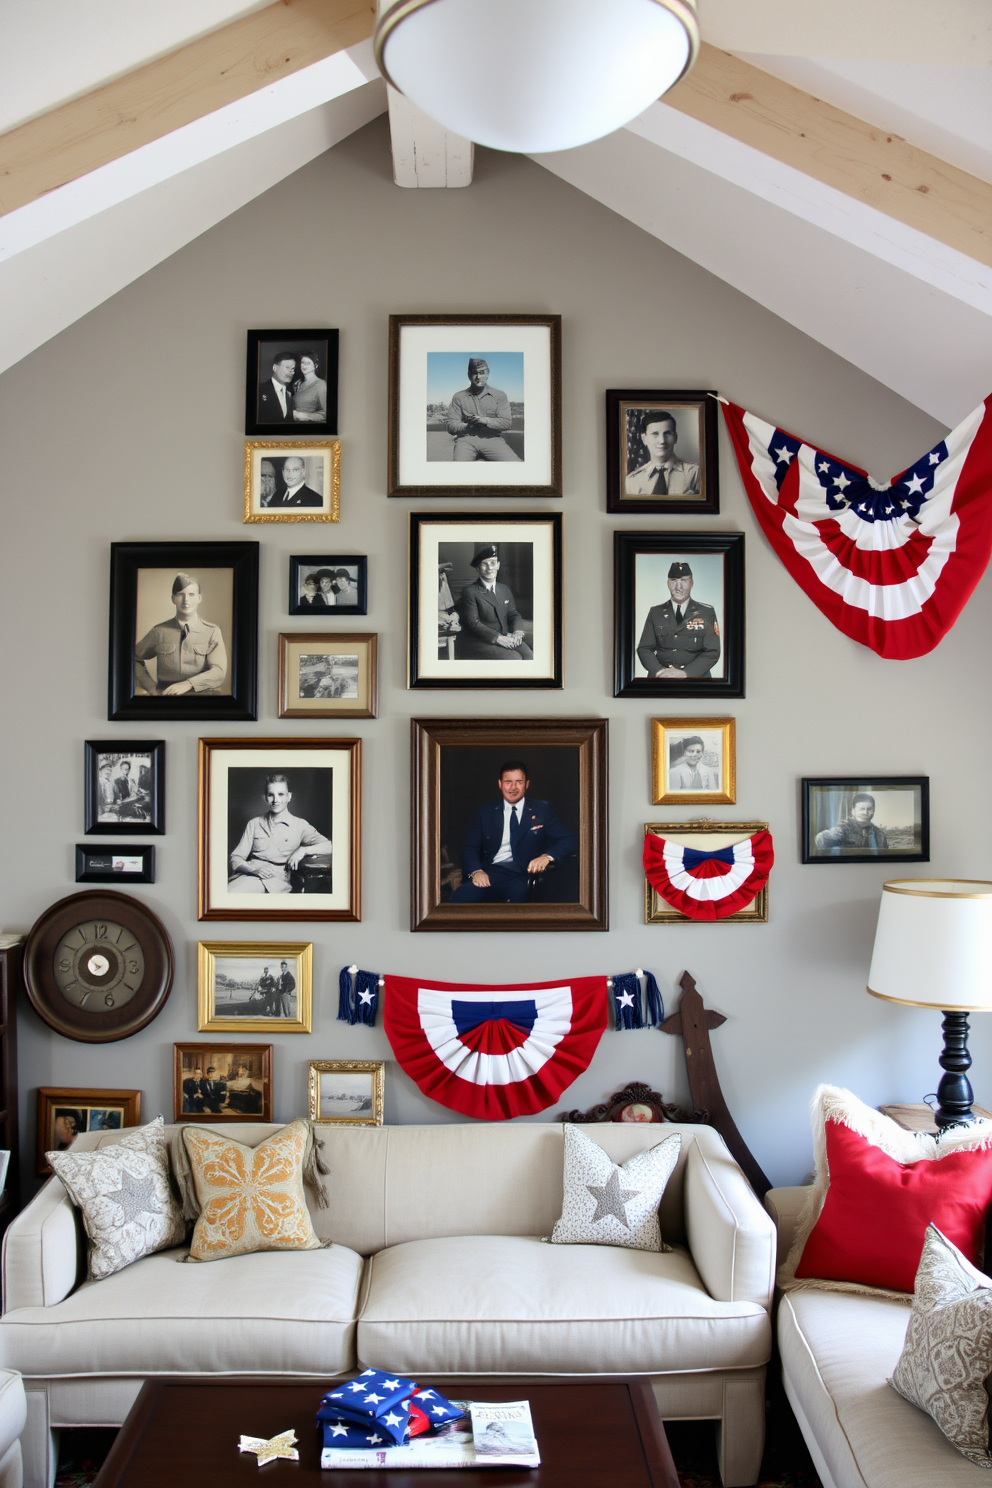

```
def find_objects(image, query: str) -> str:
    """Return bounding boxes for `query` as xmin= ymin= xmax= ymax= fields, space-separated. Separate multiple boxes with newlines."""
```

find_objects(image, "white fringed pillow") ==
xmin=550 ymin=1125 xmax=680 ymax=1252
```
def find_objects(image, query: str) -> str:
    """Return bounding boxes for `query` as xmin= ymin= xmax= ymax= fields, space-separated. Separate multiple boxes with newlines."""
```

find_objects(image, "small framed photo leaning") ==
xmin=308 ymin=1059 xmax=385 ymax=1128
xmin=197 ymin=941 xmax=312 ymax=1034
xmin=409 ymin=511 xmax=563 ymax=689
xmin=109 ymin=540 xmax=259 ymax=722
xmin=615 ymin=531 xmax=745 ymax=699
xmin=37 ymin=1087 xmax=140 ymax=1175
xmin=802 ymin=778 xmax=930 ymax=864
xmin=244 ymin=440 xmax=340 ymax=523
xmin=277 ymin=633 xmax=377 ymax=720
xmin=174 ymin=1043 xmax=273 ymax=1123
xmin=245 ymin=329 xmax=339 ymax=436
xmin=289 ymin=555 xmax=367 ymax=615
xmin=651 ymin=718 xmax=736 ymax=806
xmin=75 ymin=845 xmax=155 ymax=885
xmin=388 ymin=313 xmax=562 ymax=498
xmin=84 ymin=740 xmax=165 ymax=834
xmin=606 ymin=389 xmax=719 ymax=514
xmin=644 ymin=822 xmax=769 ymax=924
xmin=198 ymin=736 xmax=362 ymax=922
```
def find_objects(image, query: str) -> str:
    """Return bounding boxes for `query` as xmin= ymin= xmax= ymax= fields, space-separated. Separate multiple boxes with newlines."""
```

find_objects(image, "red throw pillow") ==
xmin=795 ymin=1119 xmax=992 ymax=1293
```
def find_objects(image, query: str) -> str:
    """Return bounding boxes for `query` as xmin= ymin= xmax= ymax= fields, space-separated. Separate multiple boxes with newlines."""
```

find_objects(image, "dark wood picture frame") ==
xmin=173 ymin=1042 xmax=273 ymax=1123
xmin=245 ymin=328 xmax=339 ymax=436
xmin=277 ymin=633 xmax=378 ymax=719
xmin=615 ymin=531 xmax=745 ymax=699
xmin=75 ymin=845 xmax=155 ymax=884
xmin=109 ymin=541 xmax=259 ymax=722
xmin=37 ymin=1086 xmax=141 ymax=1176
xmin=84 ymin=739 xmax=165 ymax=836
xmin=288 ymin=554 xmax=367 ymax=615
xmin=606 ymin=389 xmax=719 ymax=514
xmin=802 ymin=777 xmax=931 ymax=863
xmin=411 ymin=716 xmax=608 ymax=932
xmin=388 ymin=313 xmax=562 ymax=499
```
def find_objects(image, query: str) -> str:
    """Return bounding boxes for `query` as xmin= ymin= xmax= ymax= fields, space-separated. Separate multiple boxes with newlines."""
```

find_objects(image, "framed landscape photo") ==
xmin=75 ymin=844 xmax=155 ymax=884
xmin=277 ymin=633 xmax=377 ymax=719
xmin=802 ymin=778 xmax=930 ymax=864
xmin=308 ymin=1059 xmax=384 ymax=1127
xmin=109 ymin=540 xmax=258 ymax=722
xmin=84 ymin=740 xmax=165 ymax=834
xmin=651 ymin=718 xmax=736 ymax=805
xmin=198 ymin=737 xmax=361 ymax=922
xmin=606 ymin=389 xmax=719 ymax=514
xmin=174 ymin=1043 xmax=272 ymax=1123
xmin=244 ymin=440 xmax=340 ymax=523
xmin=409 ymin=511 xmax=562 ymax=689
xmin=198 ymin=941 xmax=312 ymax=1033
xmin=289 ymin=555 xmax=367 ymax=615
xmin=644 ymin=822 xmax=769 ymax=923
xmin=411 ymin=716 xmax=608 ymax=932
xmin=615 ymin=531 xmax=745 ymax=699
xmin=245 ymin=329 xmax=339 ymax=436
xmin=388 ymin=313 xmax=562 ymax=498
xmin=37 ymin=1087 xmax=140 ymax=1175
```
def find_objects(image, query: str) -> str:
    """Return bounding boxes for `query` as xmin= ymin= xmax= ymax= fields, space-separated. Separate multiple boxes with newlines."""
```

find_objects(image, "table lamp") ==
xmin=867 ymin=879 xmax=992 ymax=1130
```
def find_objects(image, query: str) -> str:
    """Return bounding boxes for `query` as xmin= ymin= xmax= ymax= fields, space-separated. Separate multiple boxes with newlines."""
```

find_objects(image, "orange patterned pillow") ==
xmin=181 ymin=1119 xmax=323 ymax=1262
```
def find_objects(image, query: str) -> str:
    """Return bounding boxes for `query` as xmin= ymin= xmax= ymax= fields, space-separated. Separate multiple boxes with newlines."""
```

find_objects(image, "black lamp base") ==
xmin=934 ymin=1010 xmax=977 ymax=1131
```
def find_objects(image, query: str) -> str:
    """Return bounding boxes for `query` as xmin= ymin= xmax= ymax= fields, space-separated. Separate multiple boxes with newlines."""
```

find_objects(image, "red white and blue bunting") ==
xmin=643 ymin=830 xmax=774 ymax=922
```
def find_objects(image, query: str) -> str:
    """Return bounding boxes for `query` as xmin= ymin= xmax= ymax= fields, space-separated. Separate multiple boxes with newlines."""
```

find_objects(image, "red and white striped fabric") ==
xmin=643 ymin=830 xmax=774 ymax=921
xmin=722 ymin=396 xmax=992 ymax=659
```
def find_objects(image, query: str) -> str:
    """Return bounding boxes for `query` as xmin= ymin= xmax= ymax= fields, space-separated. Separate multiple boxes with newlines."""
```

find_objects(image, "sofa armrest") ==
xmin=764 ymin=1185 xmax=811 ymax=1268
xmin=683 ymin=1128 xmax=776 ymax=1309
xmin=2 ymin=1179 xmax=81 ymax=1312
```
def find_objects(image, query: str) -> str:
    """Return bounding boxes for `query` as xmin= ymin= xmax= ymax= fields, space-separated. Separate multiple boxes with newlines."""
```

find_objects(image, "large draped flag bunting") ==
xmin=643 ymin=830 xmax=774 ymax=921
xmin=721 ymin=395 xmax=992 ymax=660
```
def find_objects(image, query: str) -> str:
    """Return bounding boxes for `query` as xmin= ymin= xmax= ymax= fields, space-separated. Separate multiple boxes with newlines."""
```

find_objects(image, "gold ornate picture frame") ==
xmin=198 ymin=941 xmax=312 ymax=1032
xmin=644 ymin=821 xmax=769 ymax=923
xmin=651 ymin=717 xmax=736 ymax=805
xmin=243 ymin=439 xmax=341 ymax=523
xmin=308 ymin=1059 xmax=384 ymax=1127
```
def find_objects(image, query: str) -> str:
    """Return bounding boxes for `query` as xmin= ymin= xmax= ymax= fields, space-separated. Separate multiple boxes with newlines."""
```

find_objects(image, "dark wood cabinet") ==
xmin=0 ymin=944 xmax=21 ymax=1234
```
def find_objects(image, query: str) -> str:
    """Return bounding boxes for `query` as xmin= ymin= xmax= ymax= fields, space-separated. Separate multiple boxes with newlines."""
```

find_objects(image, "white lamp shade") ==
xmin=867 ymin=879 xmax=992 ymax=1012
xmin=375 ymin=0 xmax=699 ymax=154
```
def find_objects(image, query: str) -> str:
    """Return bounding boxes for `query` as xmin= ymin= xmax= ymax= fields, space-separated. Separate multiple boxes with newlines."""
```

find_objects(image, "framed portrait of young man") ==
xmin=244 ymin=440 xmax=340 ymax=523
xmin=388 ymin=314 xmax=562 ymax=498
xmin=802 ymin=778 xmax=930 ymax=864
xmin=411 ymin=717 xmax=608 ymax=932
xmin=245 ymin=329 xmax=338 ymax=436
xmin=606 ymin=389 xmax=719 ymax=514
xmin=650 ymin=718 xmax=736 ymax=806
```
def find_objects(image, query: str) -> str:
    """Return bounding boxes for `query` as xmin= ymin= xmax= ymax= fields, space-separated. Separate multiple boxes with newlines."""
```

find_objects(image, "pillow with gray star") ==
xmin=48 ymin=1116 xmax=186 ymax=1281
xmin=550 ymin=1125 xmax=681 ymax=1251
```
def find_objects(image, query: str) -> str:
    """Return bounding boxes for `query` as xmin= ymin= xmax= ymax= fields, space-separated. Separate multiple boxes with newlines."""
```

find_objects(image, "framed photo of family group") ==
xmin=37 ymin=1087 xmax=141 ymax=1175
xmin=84 ymin=740 xmax=165 ymax=834
xmin=288 ymin=555 xmax=367 ymax=615
xmin=174 ymin=1042 xmax=273 ymax=1122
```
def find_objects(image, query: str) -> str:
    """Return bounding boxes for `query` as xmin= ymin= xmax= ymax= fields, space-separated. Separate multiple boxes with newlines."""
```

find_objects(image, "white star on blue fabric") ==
xmin=383 ymin=1379 xmax=401 ymax=1390
xmin=929 ymin=451 xmax=942 ymax=465
xmin=818 ymin=460 xmax=830 ymax=473
xmin=349 ymin=1382 xmax=367 ymax=1393
xmin=832 ymin=471 xmax=851 ymax=492
xmin=904 ymin=473 xmax=925 ymax=495
xmin=618 ymin=990 xmax=635 ymax=1008
xmin=364 ymin=1392 xmax=383 ymax=1404
xmin=416 ymin=1390 xmax=435 ymax=1399
xmin=329 ymin=1423 xmax=348 ymax=1438
xmin=384 ymin=1412 xmax=403 ymax=1428
xmin=368 ymin=1435 xmax=382 ymax=1445
xmin=431 ymin=1405 xmax=449 ymax=1416
xmin=358 ymin=989 xmax=373 ymax=1005
xmin=360 ymin=1370 xmax=375 ymax=1377
xmin=774 ymin=445 xmax=795 ymax=464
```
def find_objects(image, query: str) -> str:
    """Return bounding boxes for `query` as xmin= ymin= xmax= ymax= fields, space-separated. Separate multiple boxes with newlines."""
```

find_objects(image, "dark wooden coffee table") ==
xmin=94 ymin=1376 xmax=681 ymax=1486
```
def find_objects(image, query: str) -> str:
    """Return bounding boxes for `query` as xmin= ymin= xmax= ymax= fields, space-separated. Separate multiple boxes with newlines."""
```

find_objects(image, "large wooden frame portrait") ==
xmin=615 ymin=531 xmax=745 ymax=699
xmin=606 ymin=389 xmax=719 ymax=514
xmin=109 ymin=541 xmax=258 ymax=722
xmin=388 ymin=314 xmax=562 ymax=498
xmin=409 ymin=511 xmax=563 ymax=689
xmin=802 ymin=777 xmax=930 ymax=864
xmin=245 ymin=328 xmax=339 ymax=436
xmin=644 ymin=822 xmax=769 ymax=923
xmin=412 ymin=717 xmax=608 ymax=932
xmin=198 ymin=737 xmax=361 ymax=922
xmin=37 ymin=1087 xmax=140 ymax=1175
xmin=174 ymin=1043 xmax=272 ymax=1123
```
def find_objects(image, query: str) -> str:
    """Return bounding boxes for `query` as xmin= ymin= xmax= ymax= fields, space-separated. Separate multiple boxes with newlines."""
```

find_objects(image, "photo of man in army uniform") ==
xmin=134 ymin=572 xmax=228 ymax=697
xmin=625 ymin=409 xmax=700 ymax=496
xmin=814 ymin=794 xmax=889 ymax=855
xmin=636 ymin=561 xmax=720 ymax=679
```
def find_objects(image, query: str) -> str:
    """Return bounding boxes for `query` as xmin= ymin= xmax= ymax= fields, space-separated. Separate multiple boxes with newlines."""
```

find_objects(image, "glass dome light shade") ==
xmin=375 ymin=0 xmax=699 ymax=155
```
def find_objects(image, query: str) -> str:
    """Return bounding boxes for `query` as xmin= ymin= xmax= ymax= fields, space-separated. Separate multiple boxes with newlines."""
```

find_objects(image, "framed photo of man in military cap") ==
xmin=606 ymin=390 xmax=719 ymax=514
xmin=614 ymin=532 xmax=745 ymax=699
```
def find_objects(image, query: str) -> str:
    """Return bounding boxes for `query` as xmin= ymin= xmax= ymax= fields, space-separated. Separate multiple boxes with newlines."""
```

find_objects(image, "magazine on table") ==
xmin=320 ymin=1399 xmax=540 ymax=1470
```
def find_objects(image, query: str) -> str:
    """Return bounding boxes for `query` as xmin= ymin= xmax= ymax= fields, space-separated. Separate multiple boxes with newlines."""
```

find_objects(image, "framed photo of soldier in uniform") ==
xmin=614 ymin=532 xmax=745 ymax=699
xmin=197 ymin=941 xmax=312 ymax=1033
xmin=607 ymin=390 xmax=719 ymax=515
xmin=802 ymin=778 xmax=930 ymax=864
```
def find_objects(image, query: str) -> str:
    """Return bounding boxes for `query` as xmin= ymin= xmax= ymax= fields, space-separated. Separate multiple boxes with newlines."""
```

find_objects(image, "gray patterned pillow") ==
xmin=890 ymin=1223 xmax=992 ymax=1467
xmin=550 ymin=1125 xmax=680 ymax=1252
xmin=48 ymin=1116 xmax=186 ymax=1281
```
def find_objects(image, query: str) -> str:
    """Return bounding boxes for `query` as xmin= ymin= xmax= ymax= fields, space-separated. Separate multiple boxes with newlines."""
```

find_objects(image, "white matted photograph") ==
xmin=308 ymin=1059 xmax=384 ymax=1127
xmin=244 ymin=440 xmax=341 ymax=523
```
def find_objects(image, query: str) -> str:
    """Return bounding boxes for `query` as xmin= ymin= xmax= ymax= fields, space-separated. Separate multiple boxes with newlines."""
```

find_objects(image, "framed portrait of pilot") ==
xmin=606 ymin=389 xmax=719 ymax=515
xmin=614 ymin=531 xmax=745 ymax=699
xmin=802 ymin=777 xmax=930 ymax=864
xmin=109 ymin=541 xmax=258 ymax=722
xmin=198 ymin=737 xmax=361 ymax=922
xmin=411 ymin=716 xmax=607 ymax=932
xmin=245 ymin=328 xmax=339 ymax=436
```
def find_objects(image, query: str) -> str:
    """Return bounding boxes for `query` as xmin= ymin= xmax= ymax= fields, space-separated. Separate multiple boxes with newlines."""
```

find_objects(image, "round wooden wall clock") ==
xmin=23 ymin=890 xmax=174 ymax=1042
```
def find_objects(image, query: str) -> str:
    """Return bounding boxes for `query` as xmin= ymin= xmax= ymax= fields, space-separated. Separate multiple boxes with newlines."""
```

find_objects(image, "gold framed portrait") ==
xmin=198 ymin=941 xmax=312 ymax=1032
xmin=243 ymin=440 xmax=341 ymax=523
xmin=308 ymin=1059 xmax=384 ymax=1127
xmin=644 ymin=821 xmax=769 ymax=923
xmin=651 ymin=717 xmax=736 ymax=805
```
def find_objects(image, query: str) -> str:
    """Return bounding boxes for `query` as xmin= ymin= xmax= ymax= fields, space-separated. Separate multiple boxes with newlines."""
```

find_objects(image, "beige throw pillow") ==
xmin=181 ymin=1119 xmax=323 ymax=1262
xmin=551 ymin=1124 xmax=680 ymax=1252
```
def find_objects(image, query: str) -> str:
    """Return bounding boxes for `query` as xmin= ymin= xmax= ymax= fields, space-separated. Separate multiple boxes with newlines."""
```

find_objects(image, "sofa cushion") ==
xmin=1 ymin=1243 xmax=363 ymax=1378
xmin=358 ymin=1234 xmax=769 ymax=1376
xmin=551 ymin=1125 xmax=680 ymax=1252
xmin=180 ymin=1121 xmax=323 ymax=1262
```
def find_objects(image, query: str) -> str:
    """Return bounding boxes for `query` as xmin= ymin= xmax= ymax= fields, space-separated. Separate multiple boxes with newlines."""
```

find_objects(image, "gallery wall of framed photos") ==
xmin=0 ymin=118 xmax=982 ymax=1197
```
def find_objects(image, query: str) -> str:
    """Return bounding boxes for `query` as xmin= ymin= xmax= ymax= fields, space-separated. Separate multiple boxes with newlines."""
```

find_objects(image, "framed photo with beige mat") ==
xmin=277 ymin=634 xmax=377 ymax=719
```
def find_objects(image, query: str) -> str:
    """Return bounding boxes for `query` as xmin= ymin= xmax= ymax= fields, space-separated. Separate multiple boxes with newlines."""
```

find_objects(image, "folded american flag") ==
xmin=317 ymin=1370 xmax=462 ymax=1448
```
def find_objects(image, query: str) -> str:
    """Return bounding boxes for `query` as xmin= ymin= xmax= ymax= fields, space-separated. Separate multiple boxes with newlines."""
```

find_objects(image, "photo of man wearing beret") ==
xmin=637 ymin=560 xmax=720 ymax=680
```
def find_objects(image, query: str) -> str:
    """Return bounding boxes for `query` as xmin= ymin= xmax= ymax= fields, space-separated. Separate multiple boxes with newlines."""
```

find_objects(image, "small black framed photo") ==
xmin=289 ymin=555 xmax=367 ymax=615
xmin=109 ymin=541 xmax=258 ymax=722
xmin=84 ymin=740 xmax=165 ymax=835
xmin=614 ymin=532 xmax=744 ymax=699
xmin=802 ymin=778 xmax=930 ymax=864
xmin=245 ymin=329 xmax=339 ymax=435
xmin=607 ymin=390 xmax=719 ymax=514
xmin=75 ymin=845 xmax=155 ymax=884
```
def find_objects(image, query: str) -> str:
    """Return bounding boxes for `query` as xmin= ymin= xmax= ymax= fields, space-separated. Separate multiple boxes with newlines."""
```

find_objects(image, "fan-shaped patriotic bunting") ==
xmin=721 ymin=395 xmax=992 ymax=659
xmin=643 ymin=830 xmax=773 ymax=921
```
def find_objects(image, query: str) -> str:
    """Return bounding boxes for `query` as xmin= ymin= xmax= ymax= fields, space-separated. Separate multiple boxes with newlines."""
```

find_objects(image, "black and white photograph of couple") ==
xmin=246 ymin=330 xmax=338 ymax=434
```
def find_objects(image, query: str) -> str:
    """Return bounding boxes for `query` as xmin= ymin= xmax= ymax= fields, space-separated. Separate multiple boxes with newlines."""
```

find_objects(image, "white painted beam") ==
xmin=386 ymin=85 xmax=473 ymax=188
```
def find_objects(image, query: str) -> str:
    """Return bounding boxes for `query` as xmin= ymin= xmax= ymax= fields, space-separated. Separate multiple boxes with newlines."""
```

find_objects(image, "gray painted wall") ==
xmin=1 ymin=116 xmax=987 ymax=1193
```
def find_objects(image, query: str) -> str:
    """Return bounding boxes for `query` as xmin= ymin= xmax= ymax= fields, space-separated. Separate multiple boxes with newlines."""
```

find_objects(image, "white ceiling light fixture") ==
xmin=374 ymin=0 xmax=700 ymax=155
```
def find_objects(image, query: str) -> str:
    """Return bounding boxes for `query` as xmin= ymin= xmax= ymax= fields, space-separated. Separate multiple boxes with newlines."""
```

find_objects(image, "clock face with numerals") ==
xmin=24 ymin=891 xmax=173 ymax=1042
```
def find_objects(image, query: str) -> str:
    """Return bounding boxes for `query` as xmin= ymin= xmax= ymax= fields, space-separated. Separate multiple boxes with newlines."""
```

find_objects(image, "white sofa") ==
xmin=767 ymin=1186 xmax=992 ymax=1488
xmin=1 ymin=1121 xmax=776 ymax=1488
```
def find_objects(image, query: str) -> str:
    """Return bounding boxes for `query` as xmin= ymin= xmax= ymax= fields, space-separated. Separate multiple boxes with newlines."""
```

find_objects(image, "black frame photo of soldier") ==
xmin=197 ymin=941 xmax=312 ymax=1033
xmin=36 ymin=1086 xmax=140 ymax=1175
xmin=173 ymin=1043 xmax=273 ymax=1124
xmin=84 ymin=740 xmax=165 ymax=835
xmin=802 ymin=778 xmax=930 ymax=864
xmin=614 ymin=531 xmax=745 ymax=699
xmin=606 ymin=389 xmax=719 ymax=515
xmin=411 ymin=717 xmax=608 ymax=932
xmin=243 ymin=440 xmax=341 ymax=523
xmin=288 ymin=554 xmax=367 ymax=615
xmin=277 ymin=633 xmax=377 ymax=719
xmin=651 ymin=717 xmax=736 ymax=806
xmin=409 ymin=512 xmax=563 ymax=689
xmin=388 ymin=314 xmax=562 ymax=498
xmin=109 ymin=541 xmax=259 ymax=722
xmin=199 ymin=737 xmax=361 ymax=922
xmin=244 ymin=328 xmax=339 ymax=436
